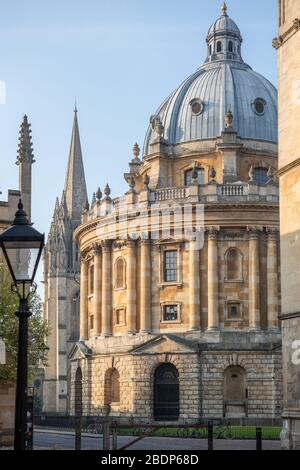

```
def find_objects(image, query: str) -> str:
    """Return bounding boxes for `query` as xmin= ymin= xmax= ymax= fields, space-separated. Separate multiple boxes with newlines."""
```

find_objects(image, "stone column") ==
xmin=207 ymin=228 xmax=219 ymax=330
xmin=248 ymin=227 xmax=261 ymax=330
xmin=101 ymin=240 xmax=112 ymax=337
xmin=189 ymin=239 xmax=200 ymax=330
xmin=127 ymin=239 xmax=137 ymax=334
xmin=140 ymin=240 xmax=151 ymax=332
xmin=93 ymin=244 xmax=102 ymax=336
xmin=266 ymin=228 xmax=279 ymax=330
xmin=79 ymin=257 xmax=88 ymax=340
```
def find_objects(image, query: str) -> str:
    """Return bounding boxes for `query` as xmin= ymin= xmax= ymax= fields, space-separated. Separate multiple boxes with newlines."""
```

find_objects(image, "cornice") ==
xmin=278 ymin=156 xmax=300 ymax=177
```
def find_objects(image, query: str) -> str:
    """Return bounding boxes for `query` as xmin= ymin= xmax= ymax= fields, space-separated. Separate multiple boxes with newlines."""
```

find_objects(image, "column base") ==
xmin=206 ymin=327 xmax=219 ymax=332
xmin=248 ymin=326 xmax=262 ymax=332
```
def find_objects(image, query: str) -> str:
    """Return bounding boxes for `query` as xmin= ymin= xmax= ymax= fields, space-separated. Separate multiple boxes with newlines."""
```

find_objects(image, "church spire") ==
xmin=64 ymin=108 xmax=88 ymax=221
xmin=16 ymin=114 xmax=35 ymax=222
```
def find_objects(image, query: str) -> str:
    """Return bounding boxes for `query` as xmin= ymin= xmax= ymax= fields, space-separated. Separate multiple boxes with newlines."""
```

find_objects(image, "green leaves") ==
xmin=0 ymin=265 xmax=49 ymax=383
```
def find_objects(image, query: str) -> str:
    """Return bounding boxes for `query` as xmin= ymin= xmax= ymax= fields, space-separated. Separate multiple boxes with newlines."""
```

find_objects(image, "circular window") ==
xmin=252 ymin=98 xmax=266 ymax=116
xmin=190 ymin=99 xmax=204 ymax=116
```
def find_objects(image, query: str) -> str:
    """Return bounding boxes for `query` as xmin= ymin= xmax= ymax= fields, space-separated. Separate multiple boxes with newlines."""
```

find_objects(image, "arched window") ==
xmin=115 ymin=257 xmax=126 ymax=289
xmin=217 ymin=41 xmax=222 ymax=52
xmin=209 ymin=45 xmax=212 ymax=55
xmin=228 ymin=41 xmax=233 ymax=52
xmin=225 ymin=248 xmax=243 ymax=281
xmin=184 ymin=168 xmax=205 ymax=186
xmin=253 ymin=167 xmax=268 ymax=184
xmin=224 ymin=366 xmax=247 ymax=417
xmin=104 ymin=368 xmax=120 ymax=405
xmin=153 ymin=364 xmax=179 ymax=421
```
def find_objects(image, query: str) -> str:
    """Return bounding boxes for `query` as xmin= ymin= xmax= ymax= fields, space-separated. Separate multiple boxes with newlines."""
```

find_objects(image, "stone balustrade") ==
xmin=82 ymin=182 xmax=279 ymax=223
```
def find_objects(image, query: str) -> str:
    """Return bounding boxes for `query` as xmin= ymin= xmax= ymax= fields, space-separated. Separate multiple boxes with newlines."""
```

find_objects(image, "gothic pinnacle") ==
xmin=16 ymin=114 xmax=35 ymax=165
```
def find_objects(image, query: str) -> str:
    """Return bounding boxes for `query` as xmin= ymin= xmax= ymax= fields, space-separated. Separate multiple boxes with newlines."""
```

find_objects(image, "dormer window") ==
xmin=217 ymin=41 xmax=222 ymax=53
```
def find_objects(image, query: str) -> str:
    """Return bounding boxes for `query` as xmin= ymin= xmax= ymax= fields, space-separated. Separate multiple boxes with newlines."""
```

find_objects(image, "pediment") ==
xmin=129 ymin=334 xmax=197 ymax=355
xmin=69 ymin=341 xmax=92 ymax=360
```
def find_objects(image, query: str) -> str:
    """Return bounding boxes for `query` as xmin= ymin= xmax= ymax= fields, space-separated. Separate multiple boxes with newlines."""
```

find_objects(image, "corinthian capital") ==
xmin=207 ymin=226 xmax=220 ymax=240
xmin=92 ymin=243 xmax=101 ymax=256
xmin=101 ymin=239 xmax=113 ymax=251
xmin=247 ymin=226 xmax=263 ymax=240
xmin=266 ymin=227 xmax=279 ymax=242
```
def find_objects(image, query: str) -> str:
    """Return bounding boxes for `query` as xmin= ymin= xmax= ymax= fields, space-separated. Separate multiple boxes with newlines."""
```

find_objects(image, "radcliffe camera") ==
xmin=0 ymin=0 xmax=299 ymax=461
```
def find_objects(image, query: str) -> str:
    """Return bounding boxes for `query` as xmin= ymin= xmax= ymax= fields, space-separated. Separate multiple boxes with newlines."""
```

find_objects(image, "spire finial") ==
xmin=221 ymin=2 xmax=227 ymax=15
xmin=74 ymin=97 xmax=77 ymax=113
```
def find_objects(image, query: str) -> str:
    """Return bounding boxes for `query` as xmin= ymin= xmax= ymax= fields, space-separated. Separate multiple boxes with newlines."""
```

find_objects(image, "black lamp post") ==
xmin=0 ymin=200 xmax=44 ymax=450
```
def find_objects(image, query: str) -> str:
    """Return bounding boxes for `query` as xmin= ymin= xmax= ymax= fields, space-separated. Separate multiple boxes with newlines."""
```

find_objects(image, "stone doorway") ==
xmin=153 ymin=363 xmax=179 ymax=421
xmin=224 ymin=366 xmax=247 ymax=417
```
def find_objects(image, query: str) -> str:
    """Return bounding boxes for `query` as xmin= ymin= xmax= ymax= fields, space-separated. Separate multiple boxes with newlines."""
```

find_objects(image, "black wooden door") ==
xmin=153 ymin=364 xmax=179 ymax=421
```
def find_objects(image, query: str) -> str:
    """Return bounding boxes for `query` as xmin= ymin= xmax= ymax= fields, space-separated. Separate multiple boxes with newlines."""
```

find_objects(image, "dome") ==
xmin=143 ymin=4 xmax=278 ymax=156
xmin=207 ymin=3 xmax=241 ymax=39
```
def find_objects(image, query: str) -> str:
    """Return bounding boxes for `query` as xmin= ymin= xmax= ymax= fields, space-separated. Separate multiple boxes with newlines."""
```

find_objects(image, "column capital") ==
xmin=127 ymin=237 xmax=137 ymax=248
xmin=247 ymin=226 xmax=263 ymax=239
xmin=79 ymin=253 xmax=89 ymax=264
xmin=266 ymin=227 xmax=279 ymax=242
xmin=207 ymin=226 xmax=220 ymax=240
xmin=92 ymin=243 xmax=101 ymax=256
xmin=140 ymin=238 xmax=151 ymax=246
xmin=101 ymin=239 xmax=113 ymax=251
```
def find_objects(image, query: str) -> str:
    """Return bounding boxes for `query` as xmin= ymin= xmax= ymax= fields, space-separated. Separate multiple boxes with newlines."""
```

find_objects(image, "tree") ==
xmin=0 ymin=264 xmax=49 ymax=383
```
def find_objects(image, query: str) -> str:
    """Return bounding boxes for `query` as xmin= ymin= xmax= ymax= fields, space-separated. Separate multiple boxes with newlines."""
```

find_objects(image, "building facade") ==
xmin=42 ymin=109 xmax=88 ymax=413
xmin=68 ymin=5 xmax=283 ymax=423
xmin=273 ymin=0 xmax=300 ymax=449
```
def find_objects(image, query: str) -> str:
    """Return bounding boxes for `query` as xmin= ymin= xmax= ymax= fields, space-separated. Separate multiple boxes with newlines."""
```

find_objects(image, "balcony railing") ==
xmin=218 ymin=185 xmax=248 ymax=197
xmin=154 ymin=187 xmax=187 ymax=201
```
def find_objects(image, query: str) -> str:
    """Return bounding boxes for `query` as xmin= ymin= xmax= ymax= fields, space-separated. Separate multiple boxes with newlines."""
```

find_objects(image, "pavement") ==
xmin=32 ymin=429 xmax=281 ymax=451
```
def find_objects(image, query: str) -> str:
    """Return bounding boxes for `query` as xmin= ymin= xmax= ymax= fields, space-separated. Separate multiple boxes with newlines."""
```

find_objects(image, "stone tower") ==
xmin=43 ymin=109 xmax=88 ymax=413
xmin=274 ymin=0 xmax=300 ymax=450
xmin=15 ymin=114 xmax=35 ymax=222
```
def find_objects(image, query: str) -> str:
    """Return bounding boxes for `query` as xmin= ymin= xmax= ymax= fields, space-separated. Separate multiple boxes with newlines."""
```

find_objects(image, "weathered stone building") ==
xmin=273 ymin=0 xmax=300 ymax=449
xmin=68 ymin=4 xmax=282 ymax=423
xmin=43 ymin=109 xmax=88 ymax=413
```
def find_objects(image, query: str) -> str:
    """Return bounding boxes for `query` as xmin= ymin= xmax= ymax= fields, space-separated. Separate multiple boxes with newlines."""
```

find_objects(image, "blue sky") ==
xmin=0 ymin=0 xmax=278 ymax=293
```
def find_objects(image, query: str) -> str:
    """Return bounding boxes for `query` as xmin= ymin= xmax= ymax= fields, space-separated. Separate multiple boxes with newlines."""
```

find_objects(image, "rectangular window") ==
xmin=226 ymin=302 xmax=242 ymax=320
xmin=115 ymin=308 xmax=126 ymax=326
xmin=163 ymin=305 xmax=178 ymax=322
xmin=164 ymin=250 xmax=177 ymax=282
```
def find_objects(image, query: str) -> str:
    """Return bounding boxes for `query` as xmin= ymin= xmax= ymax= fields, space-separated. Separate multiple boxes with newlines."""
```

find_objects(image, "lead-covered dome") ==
xmin=143 ymin=3 xmax=277 ymax=156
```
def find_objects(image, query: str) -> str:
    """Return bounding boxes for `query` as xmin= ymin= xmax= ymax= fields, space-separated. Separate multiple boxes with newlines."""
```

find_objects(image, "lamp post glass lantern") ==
xmin=0 ymin=200 xmax=44 ymax=450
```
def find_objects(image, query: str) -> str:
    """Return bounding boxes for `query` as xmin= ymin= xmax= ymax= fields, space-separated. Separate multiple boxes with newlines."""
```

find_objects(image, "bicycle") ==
xmin=86 ymin=418 xmax=103 ymax=435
